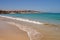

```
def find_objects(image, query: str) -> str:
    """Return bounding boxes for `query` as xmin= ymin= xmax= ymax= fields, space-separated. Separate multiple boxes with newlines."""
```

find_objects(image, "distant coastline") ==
xmin=0 ymin=10 xmax=40 ymax=14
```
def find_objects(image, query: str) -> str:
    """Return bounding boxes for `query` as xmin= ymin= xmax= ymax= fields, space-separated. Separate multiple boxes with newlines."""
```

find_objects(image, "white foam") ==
xmin=0 ymin=15 xmax=44 ymax=25
xmin=7 ymin=22 xmax=43 ymax=40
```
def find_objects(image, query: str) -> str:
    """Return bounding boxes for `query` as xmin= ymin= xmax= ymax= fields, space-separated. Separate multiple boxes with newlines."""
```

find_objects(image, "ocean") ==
xmin=1 ymin=13 xmax=60 ymax=25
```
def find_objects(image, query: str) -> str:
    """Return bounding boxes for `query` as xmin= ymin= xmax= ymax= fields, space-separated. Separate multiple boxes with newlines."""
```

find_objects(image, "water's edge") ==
xmin=0 ymin=15 xmax=44 ymax=25
xmin=0 ymin=15 xmax=43 ymax=40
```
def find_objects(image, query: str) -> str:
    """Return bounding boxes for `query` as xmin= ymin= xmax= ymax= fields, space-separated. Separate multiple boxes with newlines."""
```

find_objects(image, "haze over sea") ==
xmin=1 ymin=13 xmax=60 ymax=25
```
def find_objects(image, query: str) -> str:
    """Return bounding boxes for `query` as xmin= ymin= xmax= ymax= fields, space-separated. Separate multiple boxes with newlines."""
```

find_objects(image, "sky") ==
xmin=0 ymin=0 xmax=60 ymax=13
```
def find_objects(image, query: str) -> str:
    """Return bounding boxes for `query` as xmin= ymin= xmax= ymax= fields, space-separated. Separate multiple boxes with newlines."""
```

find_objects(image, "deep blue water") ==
xmin=1 ymin=13 xmax=60 ymax=24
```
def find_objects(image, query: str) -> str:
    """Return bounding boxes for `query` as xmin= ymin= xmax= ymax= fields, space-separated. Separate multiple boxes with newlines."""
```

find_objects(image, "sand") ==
xmin=0 ymin=20 xmax=30 ymax=40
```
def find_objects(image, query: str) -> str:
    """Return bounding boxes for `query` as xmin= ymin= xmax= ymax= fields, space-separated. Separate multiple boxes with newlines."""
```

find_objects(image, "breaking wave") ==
xmin=0 ymin=15 xmax=43 ymax=25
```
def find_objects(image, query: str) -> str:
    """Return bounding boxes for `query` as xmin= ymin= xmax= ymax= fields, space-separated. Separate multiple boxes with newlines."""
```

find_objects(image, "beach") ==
xmin=0 ymin=16 xmax=60 ymax=40
xmin=0 ymin=0 xmax=60 ymax=40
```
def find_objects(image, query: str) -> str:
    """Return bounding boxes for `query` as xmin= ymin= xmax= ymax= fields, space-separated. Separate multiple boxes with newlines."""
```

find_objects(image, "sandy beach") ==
xmin=0 ymin=20 xmax=29 ymax=40
xmin=0 ymin=17 xmax=60 ymax=40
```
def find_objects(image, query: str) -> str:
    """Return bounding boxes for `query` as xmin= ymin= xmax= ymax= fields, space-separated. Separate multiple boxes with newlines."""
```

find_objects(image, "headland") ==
xmin=0 ymin=10 xmax=40 ymax=14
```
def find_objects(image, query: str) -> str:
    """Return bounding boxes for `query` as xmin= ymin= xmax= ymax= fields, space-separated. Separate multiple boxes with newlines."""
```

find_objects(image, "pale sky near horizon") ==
xmin=0 ymin=0 xmax=60 ymax=13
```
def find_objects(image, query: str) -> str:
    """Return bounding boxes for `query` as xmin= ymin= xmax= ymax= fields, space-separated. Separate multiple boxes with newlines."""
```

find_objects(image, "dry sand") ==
xmin=0 ymin=20 xmax=30 ymax=40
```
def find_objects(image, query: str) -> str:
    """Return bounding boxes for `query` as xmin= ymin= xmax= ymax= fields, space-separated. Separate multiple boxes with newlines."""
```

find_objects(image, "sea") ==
xmin=1 ymin=13 xmax=60 ymax=25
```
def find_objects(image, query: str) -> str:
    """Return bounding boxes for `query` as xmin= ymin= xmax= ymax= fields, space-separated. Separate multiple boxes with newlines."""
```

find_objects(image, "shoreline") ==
xmin=0 ymin=15 xmax=60 ymax=40
xmin=0 ymin=15 xmax=44 ymax=25
xmin=0 ymin=15 xmax=43 ymax=40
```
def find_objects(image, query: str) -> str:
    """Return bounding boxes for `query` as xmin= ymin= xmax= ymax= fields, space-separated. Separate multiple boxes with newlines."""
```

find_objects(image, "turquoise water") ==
xmin=1 ymin=13 xmax=60 ymax=24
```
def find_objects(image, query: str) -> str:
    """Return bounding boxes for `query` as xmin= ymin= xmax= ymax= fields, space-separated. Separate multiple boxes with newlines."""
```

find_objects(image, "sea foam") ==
xmin=0 ymin=15 xmax=43 ymax=24
xmin=0 ymin=15 xmax=43 ymax=40
xmin=7 ymin=22 xmax=43 ymax=40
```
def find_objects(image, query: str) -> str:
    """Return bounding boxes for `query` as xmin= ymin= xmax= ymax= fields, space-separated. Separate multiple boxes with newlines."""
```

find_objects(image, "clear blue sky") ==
xmin=0 ymin=0 xmax=60 ymax=13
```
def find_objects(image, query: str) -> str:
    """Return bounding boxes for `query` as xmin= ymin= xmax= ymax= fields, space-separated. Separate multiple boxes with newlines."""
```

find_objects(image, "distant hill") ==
xmin=0 ymin=10 xmax=40 ymax=14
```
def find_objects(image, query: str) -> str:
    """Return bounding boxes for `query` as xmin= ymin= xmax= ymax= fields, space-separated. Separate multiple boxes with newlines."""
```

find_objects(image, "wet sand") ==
xmin=0 ymin=17 xmax=60 ymax=40
xmin=0 ymin=20 xmax=29 ymax=40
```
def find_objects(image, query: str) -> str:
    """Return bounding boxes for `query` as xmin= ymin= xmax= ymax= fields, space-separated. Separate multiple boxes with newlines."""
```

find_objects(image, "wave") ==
xmin=0 ymin=15 xmax=43 ymax=40
xmin=0 ymin=15 xmax=44 ymax=25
